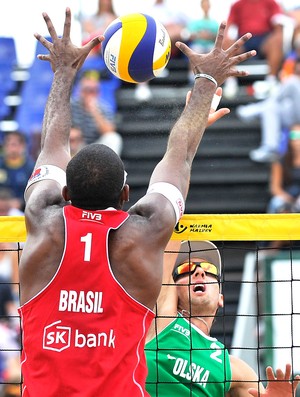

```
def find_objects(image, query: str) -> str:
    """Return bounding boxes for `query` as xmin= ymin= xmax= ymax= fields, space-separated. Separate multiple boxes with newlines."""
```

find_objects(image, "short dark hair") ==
xmin=66 ymin=144 xmax=125 ymax=210
xmin=4 ymin=130 xmax=27 ymax=145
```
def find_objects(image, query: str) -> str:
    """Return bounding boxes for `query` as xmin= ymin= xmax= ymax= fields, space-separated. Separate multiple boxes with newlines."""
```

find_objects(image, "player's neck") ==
xmin=180 ymin=309 xmax=210 ymax=335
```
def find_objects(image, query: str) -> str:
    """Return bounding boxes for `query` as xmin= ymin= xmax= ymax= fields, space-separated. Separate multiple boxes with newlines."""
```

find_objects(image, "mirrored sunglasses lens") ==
xmin=177 ymin=262 xmax=196 ymax=276
xmin=200 ymin=262 xmax=218 ymax=275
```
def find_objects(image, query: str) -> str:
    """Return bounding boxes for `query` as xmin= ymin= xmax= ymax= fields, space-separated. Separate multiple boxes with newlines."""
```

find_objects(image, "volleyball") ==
xmin=101 ymin=13 xmax=171 ymax=84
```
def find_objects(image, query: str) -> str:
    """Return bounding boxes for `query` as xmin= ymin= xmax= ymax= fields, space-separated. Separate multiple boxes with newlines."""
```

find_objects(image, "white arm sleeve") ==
xmin=146 ymin=182 xmax=185 ymax=224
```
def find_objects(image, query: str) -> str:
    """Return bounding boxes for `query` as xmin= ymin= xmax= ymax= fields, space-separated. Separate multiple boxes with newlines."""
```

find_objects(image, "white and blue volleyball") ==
xmin=101 ymin=13 xmax=171 ymax=84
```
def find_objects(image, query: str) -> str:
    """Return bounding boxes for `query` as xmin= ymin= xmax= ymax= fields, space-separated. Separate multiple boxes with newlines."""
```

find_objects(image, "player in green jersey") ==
xmin=145 ymin=240 xmax=300 ymax=396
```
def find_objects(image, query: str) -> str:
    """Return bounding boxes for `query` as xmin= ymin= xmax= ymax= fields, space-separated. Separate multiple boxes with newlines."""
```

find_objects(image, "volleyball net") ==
xmin=0 ymin=214 xmax=300 ymax=395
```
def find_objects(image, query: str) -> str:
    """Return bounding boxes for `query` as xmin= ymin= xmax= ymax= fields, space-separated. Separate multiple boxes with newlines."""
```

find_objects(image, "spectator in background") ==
xmin=184 ymin=0 xmax=218 ymax=54
xmin=0 ymin=276 xmax=18 ymax=322
xmin=135 ymin=0 xmax=190 ymax=101
xmin=0 ymin=187 xmax=22 ymax=300
xmin=0 ymin=242 xmax=19 ymax=299
xmin=281 ymin=0 xmax=300 ymax=38
xmin=0 ymin=310 xmax=21 ymax=397
xmin=0 ymin=187 xmax=23 ymax=310
xmin=81 ymin=0 xmax=117 ymax=57
xmin=181 ymin=0 xmax=219 ymax=84
xmin=0 ymin=245 xmax=21 ymax=396
xmin=0 ymin=132 xmax=34 ymax=210
xmin=81 ymin=0 xmax=116 ymax=40
xmin=280 ymin=32 xmax=300 ymax=81
xmin=146 ymin=0 xmax=189 ymax=54
xmin=268 ymin=125 xmax=300 ymax=214
xmin=223 ymin=0 xmax=286 ymax=98
xmin=0 ymin=315 xmax=21 ymax=396
xmin=0 ymin=190 xmax=21 ymax=395
xmin=71 ymin=70 xmax=123 ymax=156
xmin=69 ymin=125 xmax=85 ymax=157
xmin=236 ymin=57 xmax=300 ymax=162
xmin=0 ymin=188 xmax=23 ymax=217
xmin=265 ymin=124 xmax=300 ymax=250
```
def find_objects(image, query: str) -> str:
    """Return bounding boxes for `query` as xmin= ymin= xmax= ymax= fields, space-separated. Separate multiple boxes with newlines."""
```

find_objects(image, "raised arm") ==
xmin=146 ymin=239 xmax=180 ymax=342
xmin=146 ymin=90 xmax=229 ymax=341
xmin=128 ymin=25 xmax=255 ymax=259
xmin=148 ymin=22 xmax=255 ymax=198
xmin=25 ymin=8 xmax=102 ymax=203
xmin=129 ymin=22 xmax=255 ymax=241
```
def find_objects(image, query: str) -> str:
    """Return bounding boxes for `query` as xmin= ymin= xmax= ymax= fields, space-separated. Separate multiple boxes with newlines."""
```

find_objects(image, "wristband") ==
xmin=25 ymin=165 xmax=66 ymax=197
xmin=147 ymin=182 xmax=185 ymax=224
xmin=194 ymin=73 xmax=217 ymax=87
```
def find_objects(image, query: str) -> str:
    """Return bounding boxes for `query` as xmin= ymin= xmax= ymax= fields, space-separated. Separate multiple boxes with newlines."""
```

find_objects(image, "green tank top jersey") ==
xmin=145 ymin=314 xmax=232 ymax=396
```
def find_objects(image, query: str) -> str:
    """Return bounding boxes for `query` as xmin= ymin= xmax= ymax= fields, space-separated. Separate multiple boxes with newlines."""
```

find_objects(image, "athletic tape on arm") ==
xmin=146 ymin=182 xmax=185 ymax=224
xmin=25 ymin=165 xmax=66 ymax=194
xmin=211 ymin=93 xmax=221 ymax=111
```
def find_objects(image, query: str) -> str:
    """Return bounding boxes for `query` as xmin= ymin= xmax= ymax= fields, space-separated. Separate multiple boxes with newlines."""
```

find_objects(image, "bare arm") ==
xmin=146 ymin=239 xmax=180 ymax=342
xmin=228 ymin=355 xmax=262 ymax=397
xmin=134 ymin=22 xmax=255 ymax=204
xmin=25 ymin=8 xmax=102 ymax=204
xmin=128 ymin=23 xmax=256 ymax=255
xmin=270 ymin=162 xmax=293 ymax=202
xmin=19 ymin=8 xmax=104 ymax=304
xmin=146 ymin=91 xmax=229 ymax=340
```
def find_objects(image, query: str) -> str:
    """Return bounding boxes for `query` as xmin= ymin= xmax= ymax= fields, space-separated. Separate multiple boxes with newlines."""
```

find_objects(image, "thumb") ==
xmin=175 ymin=41 xmax=193 ymax=58
xmin=248 ymin=388 xmax=259 ymax=397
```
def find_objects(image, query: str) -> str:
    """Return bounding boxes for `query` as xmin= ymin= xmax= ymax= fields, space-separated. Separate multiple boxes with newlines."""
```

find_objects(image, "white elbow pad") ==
xmin=147 ymin=182 xmax=185 ymax=223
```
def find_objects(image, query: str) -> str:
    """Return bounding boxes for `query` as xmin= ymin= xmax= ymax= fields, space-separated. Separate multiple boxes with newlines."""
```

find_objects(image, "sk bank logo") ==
xmin=43 ymin=320 xmax=71 ymax=352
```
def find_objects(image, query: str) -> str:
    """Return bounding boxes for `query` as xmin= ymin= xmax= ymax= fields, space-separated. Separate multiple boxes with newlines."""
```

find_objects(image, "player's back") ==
xmin=19 ymin=205 xmax=154 ymax=397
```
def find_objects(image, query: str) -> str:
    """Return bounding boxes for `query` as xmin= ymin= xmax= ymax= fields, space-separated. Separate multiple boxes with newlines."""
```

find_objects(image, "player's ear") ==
xmin=120 ymin=184 xmax=129 ymax=203
xmin=62 ymin=185 xmax=70 ymax=202
xmin=218 ymin=293 xmax=224 ymax=308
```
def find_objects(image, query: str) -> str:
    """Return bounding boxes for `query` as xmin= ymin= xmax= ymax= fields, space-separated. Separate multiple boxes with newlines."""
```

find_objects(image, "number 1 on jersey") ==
xmin=81 ymin=233 xmax=92 ymax=262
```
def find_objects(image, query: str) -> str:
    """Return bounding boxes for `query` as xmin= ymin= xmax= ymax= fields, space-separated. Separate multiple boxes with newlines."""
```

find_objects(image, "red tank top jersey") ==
xmin=18 ymin=206 xmax=154 ymax=397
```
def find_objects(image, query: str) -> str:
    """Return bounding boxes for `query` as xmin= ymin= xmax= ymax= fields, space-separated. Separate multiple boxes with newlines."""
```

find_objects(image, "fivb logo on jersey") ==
xmin=43 ymin=320 xmax=116 ymax=352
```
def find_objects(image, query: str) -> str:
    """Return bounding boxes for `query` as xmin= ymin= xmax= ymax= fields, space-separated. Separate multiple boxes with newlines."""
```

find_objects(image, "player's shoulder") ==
xmin=229 ymin=355 xmax=258 ymax=381
xmin=25 ymin=187 xmax=66 ymax=234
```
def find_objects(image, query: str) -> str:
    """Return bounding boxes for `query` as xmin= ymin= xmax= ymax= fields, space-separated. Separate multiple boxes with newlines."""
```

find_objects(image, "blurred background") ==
xmin=0 ymin=0 xmax=234 ymax=67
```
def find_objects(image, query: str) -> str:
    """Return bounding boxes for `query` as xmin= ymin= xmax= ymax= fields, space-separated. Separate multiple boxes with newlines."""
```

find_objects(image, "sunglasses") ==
xmin=172 ymin=261 xmax=219 ymax=281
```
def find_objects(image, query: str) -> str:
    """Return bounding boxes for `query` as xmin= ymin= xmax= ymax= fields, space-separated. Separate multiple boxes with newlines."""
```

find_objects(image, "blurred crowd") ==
xmin=0 ymin=188 xmax=21 ymax=396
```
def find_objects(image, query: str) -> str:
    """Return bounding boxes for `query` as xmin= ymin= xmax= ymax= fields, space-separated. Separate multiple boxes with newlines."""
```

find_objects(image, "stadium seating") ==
xmin=15 ymin=37 xmax=120 ymax=140
xmin=0 ymin=37 xmax=18 ymax=121
xmin=14 ymin=59 xmax=52 ymax=139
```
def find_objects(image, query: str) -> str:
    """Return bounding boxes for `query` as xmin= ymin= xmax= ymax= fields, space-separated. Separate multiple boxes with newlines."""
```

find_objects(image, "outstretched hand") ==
xmin=176 ymin=21 xmax=256 ymax=87
xmin=248 ymin=364 xmax=300 ymax=397
xmin=34 ymin=7 xmax=103 ymax=72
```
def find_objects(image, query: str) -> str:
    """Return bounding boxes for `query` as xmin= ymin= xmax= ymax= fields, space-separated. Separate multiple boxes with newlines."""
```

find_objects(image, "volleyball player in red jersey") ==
xmin=18 ymin=7 xmax=256 ymax=397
